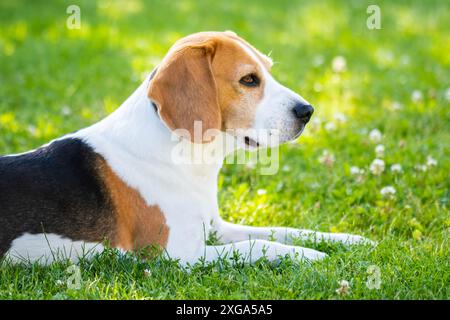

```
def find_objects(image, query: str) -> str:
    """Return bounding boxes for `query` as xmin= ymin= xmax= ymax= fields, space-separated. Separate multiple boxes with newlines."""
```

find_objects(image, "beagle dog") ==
xmin=0 ymin=31 xmax=371 ymax=265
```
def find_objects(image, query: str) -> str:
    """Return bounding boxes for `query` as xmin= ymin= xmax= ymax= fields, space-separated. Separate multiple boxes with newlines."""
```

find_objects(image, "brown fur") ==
xmin=148 ymin=32 xmax=272 ymax=141
xmin=148 ymin=37 xmax=220 ymax=143
xmin=211 ymin=34 xmax=267 ymax=130
xmin=97 ymin=157 xmax=169 ymax=251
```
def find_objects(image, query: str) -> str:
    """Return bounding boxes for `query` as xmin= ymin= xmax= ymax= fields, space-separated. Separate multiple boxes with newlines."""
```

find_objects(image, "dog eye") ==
xmin=239 ymin=74 xmax=260 ymax=87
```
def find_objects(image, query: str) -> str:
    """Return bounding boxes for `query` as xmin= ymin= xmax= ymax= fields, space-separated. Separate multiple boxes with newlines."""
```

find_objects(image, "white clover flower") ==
xmin=310 ymin=117 xmax=322 ymax=130
xmin=370 ymin=159 xmax=385 ymax=175
xmin=282 ymin=165 xmax=291 ymax=172
xmin=369 ymin=129 xmax=382 ymax=143
xmin=246 ymin=161 xmax=256 ymax=169
xmin=350 ymin=166 xmax=363 ymax=175
xmin=257 ymin=189 xmax=267 ymax=196
xmin=445 ymin=88 xmax=450 ymax=102
xmin=426 ymin=155 xmax=437 ymax=167
xmin=311 ymin=117 xmax=322 ymax=126
xmin=339 ymin=279 xmax=350 ymax=287
xmin=336 ymin=280 xmax=350 ymax=296
xmin=392 ymin=101 xmax=403 ymax=110
xmin=411 ymin=90 xmax=423 ymax=103
xmin=350 ymin=166 xmax=365 ymax=183
xmin=375 ymin=144 xmax=385 ymax=158
xmin=27 ymin=125 xmax=37 ymax=136
xmin=332 ymin=56 xmax=347 ymax=73
xmin=390 ymin=163 xmax=402 ymax=173
xmin=144 ymin=269 xmax=151 ymax=277
xmin=310 ymin=182 xmax=320 ymax=189
xmin=324 ymin=121 xmax=337 ymax=131
xmin=415 ymin=164 xmax=427 ymax=172
xmin=333 ymin=112 xmax=347 ymax=123
xmin=380 ymin=186 xmax=396 ymax=198
xmin=318 ymin=150 xmax=335 ymax=167
xmin=313 ymin=55 xmax=325 ymax=67
xmin=61 ymin=105 xmax=72 ymax=116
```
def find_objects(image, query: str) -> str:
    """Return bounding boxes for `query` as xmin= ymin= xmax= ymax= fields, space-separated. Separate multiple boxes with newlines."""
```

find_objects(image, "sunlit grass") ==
xmin=0 ymin=0 xmax=448 ymax=299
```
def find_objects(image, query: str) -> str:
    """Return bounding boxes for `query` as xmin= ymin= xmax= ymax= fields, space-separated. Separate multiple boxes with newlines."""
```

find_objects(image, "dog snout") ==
xmin=292 ymin=103 xmax=314 ymax=123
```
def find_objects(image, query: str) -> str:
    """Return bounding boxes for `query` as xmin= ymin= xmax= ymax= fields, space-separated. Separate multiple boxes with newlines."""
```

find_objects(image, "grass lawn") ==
xmin=0 ymin=0 xmax=449 ymax=299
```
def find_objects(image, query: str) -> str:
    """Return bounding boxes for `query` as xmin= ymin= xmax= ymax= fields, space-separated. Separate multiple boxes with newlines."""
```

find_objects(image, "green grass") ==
xmin=0 ymin=0 xmax=449 ymax=299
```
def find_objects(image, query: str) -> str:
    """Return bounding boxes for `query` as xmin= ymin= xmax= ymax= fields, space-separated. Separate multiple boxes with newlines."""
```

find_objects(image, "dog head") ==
xmin=148 ymin=31 xmax=313 ymax=149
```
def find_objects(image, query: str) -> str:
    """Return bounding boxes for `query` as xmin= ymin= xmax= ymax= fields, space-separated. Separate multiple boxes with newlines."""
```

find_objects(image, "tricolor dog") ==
xmin=0 ymin=31 xmax=371 ymax=265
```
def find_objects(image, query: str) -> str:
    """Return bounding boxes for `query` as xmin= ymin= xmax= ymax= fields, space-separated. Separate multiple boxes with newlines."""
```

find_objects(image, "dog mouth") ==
xmin=292 ymin=125 xmax=306 ymax=140
xmin=244 ymin=136 xmax=260 ymax=148
xmin=240 ymin=124 xmax=306 ymax=148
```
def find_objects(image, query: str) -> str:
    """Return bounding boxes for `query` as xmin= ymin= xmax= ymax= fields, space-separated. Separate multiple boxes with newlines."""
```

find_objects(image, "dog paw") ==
xmin=294 ymin=247 xmax=328 ymax=261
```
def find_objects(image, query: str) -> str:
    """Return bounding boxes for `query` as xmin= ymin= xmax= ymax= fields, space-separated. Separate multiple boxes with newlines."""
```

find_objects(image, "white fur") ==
xmin=6 ymin=233 xmax=104 ymax=265
xmin=203 ymin=240 xmax=327 ymax=263
xmin=71 ymin=78 xmax=224 ymax=264
xmin=235 ymin=42 xmax=310 ymax=146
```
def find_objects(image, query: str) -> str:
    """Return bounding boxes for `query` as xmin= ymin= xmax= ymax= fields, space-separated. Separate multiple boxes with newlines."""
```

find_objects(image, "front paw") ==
xmin=293 ymin=247 xmax=328 ymax=261
xmin=333 ymin=233 xmax=377 ymax=246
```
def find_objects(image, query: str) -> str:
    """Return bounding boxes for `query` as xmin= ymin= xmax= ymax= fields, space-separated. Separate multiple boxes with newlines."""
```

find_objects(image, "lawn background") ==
xmin=0 ymin=0 xmax=448 ymax=299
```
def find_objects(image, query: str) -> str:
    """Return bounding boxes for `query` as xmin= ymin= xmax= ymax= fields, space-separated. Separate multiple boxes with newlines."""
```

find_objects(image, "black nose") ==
xmin=293 ymin=103 xmax=314 ymax=122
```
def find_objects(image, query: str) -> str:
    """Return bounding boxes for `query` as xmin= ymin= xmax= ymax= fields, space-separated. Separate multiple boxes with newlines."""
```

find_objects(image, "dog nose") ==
xmin=293 ymin=103 xmax=314 ymax=122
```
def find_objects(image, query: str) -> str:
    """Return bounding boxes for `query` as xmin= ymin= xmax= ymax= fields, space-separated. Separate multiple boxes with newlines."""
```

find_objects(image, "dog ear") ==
xmin=148 ymin=39 xmax=221 ymax=143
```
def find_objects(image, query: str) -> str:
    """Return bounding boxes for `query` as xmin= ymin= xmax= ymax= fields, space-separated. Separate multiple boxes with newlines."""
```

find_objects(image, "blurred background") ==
xmin=0 ymin=0 xmax=448 ymax=150
xmin=0 ymin=0 xmax=449 ymax=299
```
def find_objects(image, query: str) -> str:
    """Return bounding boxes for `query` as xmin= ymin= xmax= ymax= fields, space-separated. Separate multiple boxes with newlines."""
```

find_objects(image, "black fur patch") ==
xmin=0 ymin=138 xmax=116 ymax=256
